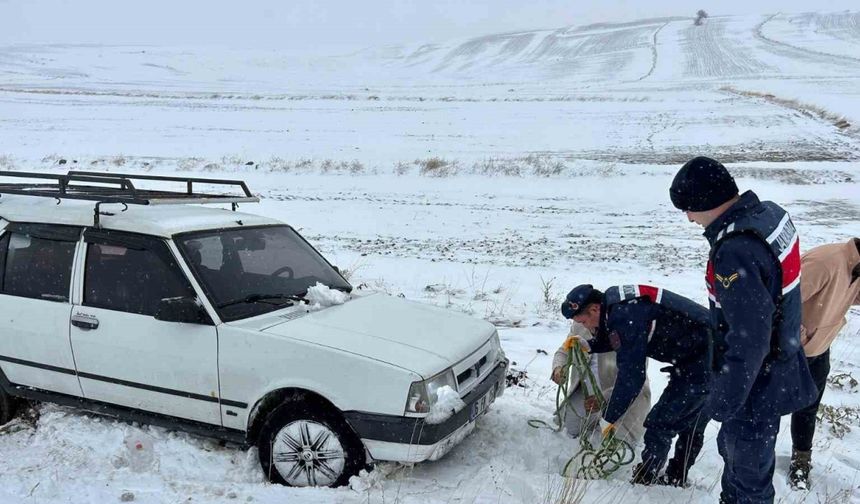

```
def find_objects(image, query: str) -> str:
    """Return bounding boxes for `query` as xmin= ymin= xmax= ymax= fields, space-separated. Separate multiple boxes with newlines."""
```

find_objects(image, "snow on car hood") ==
xmin=258 ymin=292 xmax=496 ymax=378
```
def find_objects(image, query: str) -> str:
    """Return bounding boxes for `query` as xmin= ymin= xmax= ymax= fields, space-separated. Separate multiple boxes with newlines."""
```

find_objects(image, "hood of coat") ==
xmin=249 ymin=292 xmax=496 ymax=378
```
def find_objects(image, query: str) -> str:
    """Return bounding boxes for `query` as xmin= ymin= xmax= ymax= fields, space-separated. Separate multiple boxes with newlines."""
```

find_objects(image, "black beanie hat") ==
xmin=670 ymin=156 xmax=739 ymax=212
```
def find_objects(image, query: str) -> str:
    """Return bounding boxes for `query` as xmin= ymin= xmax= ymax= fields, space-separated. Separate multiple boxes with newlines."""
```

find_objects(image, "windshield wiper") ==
xmin=217 ymin=293 xmax=306 ymax=309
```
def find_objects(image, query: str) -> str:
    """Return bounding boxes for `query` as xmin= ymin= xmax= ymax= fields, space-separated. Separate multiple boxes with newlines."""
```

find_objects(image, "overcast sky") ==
xmin=2 ymin=0 xmax=857 ymax=50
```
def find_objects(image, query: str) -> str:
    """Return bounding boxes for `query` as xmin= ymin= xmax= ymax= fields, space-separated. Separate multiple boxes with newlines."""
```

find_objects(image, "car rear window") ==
xmin=1 ymin=232 xmax=76 ymax=302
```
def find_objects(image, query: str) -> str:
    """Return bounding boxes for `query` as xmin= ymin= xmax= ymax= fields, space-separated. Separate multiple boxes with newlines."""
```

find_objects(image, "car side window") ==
xmin=1 ymin=230 xmax=76 ymax=302
xmin=84 ymin=236 xmax=196 ymax=316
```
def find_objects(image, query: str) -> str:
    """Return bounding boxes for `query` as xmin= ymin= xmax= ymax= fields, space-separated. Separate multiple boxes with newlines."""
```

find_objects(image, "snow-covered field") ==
xmin=1 ymin=9 xmax=860 ymax=504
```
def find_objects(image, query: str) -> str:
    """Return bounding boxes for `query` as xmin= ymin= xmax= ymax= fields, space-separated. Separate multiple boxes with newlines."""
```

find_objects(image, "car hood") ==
xmin=256 ymin=292 xmax=496 ymax=378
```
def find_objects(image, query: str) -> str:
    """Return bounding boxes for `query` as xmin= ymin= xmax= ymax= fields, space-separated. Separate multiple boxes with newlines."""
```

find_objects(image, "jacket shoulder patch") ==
xmin=715 ymin=272 xmax=739 ymax=288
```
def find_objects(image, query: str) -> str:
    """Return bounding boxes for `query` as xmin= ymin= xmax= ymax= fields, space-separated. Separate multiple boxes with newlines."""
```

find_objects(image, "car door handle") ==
xmin=71 ymin=314 xmax=99 ymax=330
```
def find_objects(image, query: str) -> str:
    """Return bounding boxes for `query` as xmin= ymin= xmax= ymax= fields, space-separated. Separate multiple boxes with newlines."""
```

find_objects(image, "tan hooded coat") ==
xmin=800 ymin=238 xmax=860 ymax=357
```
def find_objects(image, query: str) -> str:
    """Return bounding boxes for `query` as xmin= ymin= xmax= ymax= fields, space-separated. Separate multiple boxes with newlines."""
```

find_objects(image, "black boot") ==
xmin=631 ymin=461 xmax=659 ymax=485
xmin=789 ymin=449 xmax=812 ymax=490
xmin=657 ymin=459 xmax=688 ymax=487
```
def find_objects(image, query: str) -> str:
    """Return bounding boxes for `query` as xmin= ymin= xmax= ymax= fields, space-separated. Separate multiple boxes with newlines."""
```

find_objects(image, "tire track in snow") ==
xmin=636 ymin=21 xmax=668 ymax=81
xmin=643 ymin=112 xmax=675 ymax=152
xmin=754 ymin=13 xmax=860 ymax=66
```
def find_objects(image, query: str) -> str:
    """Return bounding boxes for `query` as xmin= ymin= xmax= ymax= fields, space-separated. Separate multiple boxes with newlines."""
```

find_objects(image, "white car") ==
xmin=0 ymin=171 xmax=507 ymax=487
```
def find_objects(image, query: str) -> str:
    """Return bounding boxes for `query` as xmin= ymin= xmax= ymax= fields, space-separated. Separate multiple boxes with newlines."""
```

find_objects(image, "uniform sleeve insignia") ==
xmin=715 ymin=272 xmax=740 ymax=288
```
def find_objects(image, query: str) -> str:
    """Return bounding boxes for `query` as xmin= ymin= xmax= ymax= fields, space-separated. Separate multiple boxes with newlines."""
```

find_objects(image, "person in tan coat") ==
xmin=789 ymin=238 xmax=860 ymax=489
xmin=551 ymin=320 xmax=651 ymax=444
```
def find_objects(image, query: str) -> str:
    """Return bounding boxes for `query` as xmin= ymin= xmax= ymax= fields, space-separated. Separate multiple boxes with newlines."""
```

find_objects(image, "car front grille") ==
xmin=453 ymin=342 xmax=496 ymax=395
xmin=456 ymin=354 xmax=488 ymax=386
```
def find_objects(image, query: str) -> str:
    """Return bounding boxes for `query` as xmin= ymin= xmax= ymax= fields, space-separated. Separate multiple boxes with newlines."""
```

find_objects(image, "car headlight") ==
xmin=405 ymin=369 xmax=458 ymax=414
xmin=491 ymin=330 xmax=506 ymax=365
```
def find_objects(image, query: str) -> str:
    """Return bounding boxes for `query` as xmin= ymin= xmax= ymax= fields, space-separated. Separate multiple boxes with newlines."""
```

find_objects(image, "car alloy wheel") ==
xmin=271 ymin=420 xmax=347 ymax=487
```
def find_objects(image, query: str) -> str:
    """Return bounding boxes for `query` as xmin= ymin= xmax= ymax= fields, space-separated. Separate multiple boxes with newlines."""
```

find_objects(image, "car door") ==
xmin=69 ymin=228 xmax=220 ymax=425
xmin=0 ymin=222 xmax=84 ymax=397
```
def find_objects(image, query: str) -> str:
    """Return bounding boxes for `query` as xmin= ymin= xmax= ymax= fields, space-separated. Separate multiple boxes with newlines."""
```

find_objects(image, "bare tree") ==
xmin=694 ymin=10 xmax=709 ymax=26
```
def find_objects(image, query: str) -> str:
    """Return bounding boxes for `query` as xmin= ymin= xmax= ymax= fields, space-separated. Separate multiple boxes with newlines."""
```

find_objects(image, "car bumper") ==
xmin=344 ymin=359 xmax=508 ymax=464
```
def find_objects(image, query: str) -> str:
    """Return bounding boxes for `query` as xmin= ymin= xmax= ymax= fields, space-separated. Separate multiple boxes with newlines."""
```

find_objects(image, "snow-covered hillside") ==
xmin=1 ymin=9 xmax=860 ymax=504
xmin=1 ymin=11 xmax=860 ymax=166
xmin=385 ymin=12 xmax=860 ymax=80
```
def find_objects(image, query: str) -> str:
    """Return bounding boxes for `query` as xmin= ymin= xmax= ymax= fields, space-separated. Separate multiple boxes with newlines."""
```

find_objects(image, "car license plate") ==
xmin=469 ymin=389 xmax=495 ymax=421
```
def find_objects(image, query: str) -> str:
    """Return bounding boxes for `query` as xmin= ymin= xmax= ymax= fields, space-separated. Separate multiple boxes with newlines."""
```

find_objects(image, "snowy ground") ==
xmin=1 ymin=169 xmax=858 ymax=504
xmin=2 ymin=9 xmax=860 ymax=504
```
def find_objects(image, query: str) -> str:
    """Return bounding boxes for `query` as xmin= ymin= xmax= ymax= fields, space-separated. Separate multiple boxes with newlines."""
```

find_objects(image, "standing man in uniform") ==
xmin=670 ymin=156 xmax=818 ymax=504
xmin=561 ymin=283 xmax=711 ymax=486
xmin=788 ymin=238 xmax=860 ymax=489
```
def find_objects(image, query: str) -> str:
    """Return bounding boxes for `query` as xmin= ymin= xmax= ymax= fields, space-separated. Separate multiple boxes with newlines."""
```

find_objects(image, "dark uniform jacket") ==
xmin=704 ymin=190 xmax=818 ymax=422
xmin=589 ymin=285 xmax=711 ymax=424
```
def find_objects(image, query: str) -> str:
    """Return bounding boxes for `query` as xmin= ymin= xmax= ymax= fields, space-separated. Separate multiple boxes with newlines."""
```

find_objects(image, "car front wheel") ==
xmin=0 ymin=387 xmax=18 ymax=425
xmin=257 ymin=398 xmax=365 ymax=487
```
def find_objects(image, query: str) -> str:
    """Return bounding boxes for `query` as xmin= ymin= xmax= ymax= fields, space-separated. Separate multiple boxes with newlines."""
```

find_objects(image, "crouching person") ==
xmin=563 ymin=284 xmax=712 ymax=486
xmin=551 ymin=317 xmax=650 ymax=444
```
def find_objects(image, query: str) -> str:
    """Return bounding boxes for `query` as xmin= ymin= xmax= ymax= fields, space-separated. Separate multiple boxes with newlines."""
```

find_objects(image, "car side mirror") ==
xmin=332 ymin=265 xmax=341 ymax=274
xmin=155 ymin=297 xmax=212 ymax=324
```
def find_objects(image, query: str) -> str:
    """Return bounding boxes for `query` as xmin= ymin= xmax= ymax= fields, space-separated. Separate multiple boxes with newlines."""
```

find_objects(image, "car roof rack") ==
xmin=0 ymin=170 xmax=260 ymax=227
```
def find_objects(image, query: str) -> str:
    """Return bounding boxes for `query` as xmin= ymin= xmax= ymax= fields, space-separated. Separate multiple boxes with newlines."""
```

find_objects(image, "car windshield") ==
xmin=175 ymin=225 xmax=351 ymax=321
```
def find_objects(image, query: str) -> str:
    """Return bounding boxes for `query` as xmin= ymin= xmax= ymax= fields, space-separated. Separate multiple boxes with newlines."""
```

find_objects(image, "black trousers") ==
xmin=790 ymin=349 xmax=831 ymax=452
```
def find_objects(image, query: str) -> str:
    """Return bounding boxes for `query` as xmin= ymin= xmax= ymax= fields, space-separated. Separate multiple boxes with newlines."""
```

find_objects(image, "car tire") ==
xmin=0 ymin=387 xmax=17 ymax=425
xmin=257 ymin=397 xmax=365 ymax=487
